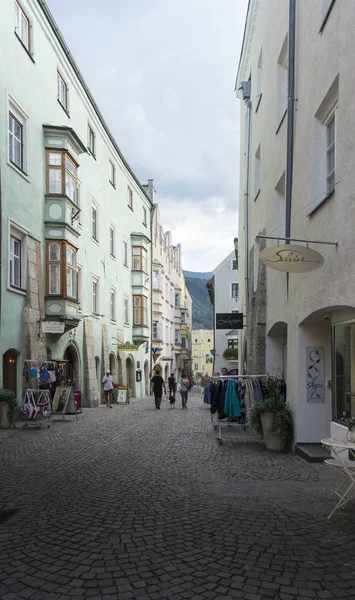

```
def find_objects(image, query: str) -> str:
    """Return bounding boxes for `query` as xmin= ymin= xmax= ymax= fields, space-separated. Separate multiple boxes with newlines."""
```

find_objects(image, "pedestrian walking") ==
xmin=151 ymin=369 xmax=166 ymax=409
xmin=102 ymin=369 xmax=114 ymax=408
xmin=179 ymin=372 xmax=190 ymax=409
xmin=168 ymin=373 xmax=176 ymax=408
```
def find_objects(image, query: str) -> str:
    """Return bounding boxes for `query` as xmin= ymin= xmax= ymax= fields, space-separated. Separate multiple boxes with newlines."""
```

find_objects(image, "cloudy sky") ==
xmin=47 ymin=0 xmax=248 ymax=272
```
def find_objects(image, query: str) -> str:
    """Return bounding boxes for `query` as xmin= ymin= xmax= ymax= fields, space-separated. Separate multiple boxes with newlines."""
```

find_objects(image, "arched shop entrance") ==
xmin=164 ymin=364 xmax=169 ymax=382
xmin=117 ymin=354 xmax=123 ymax=385
xmin=144 ymin=360 xmax=149 ymax=396
xmin=126 ymin=356 xmax=136 ymax=398
xmin=109 ymin=352 xmax=117 ymax=381
xmin=3 ymin=349 xmax=19 ymax=396
xmin=63 ymin=343 xmax=80 ymax=389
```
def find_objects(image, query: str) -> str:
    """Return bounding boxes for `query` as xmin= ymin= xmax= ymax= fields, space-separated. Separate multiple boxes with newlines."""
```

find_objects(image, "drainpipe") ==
xmin=286 ymin=0 xmax=296 ymax=243
xmin=243 ymin=97 xmax=251 ymax=371
xmin=0 ymin=166 xmax=2 ymax=336
xmin=150 ymin=201 xmax=158 ymax=378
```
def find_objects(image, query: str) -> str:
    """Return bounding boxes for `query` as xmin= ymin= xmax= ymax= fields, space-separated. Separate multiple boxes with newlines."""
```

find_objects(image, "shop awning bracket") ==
xmin=255 ymin=235 xmax=338 ymax=248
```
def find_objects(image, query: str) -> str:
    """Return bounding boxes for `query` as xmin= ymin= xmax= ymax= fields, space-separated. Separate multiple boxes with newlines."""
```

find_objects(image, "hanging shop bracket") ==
xmin=255 ymin=235 xmax=338 ymax=248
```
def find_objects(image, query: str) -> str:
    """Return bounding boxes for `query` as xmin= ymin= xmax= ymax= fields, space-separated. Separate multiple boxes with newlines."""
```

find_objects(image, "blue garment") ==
xmin=223 ymin=380 xmax=241 ymax=418
xmin=204 ymin=384 xmax=212 ymax=405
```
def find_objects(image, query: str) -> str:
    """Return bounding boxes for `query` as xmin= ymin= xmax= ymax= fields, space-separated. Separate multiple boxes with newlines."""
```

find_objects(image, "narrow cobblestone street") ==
xmin=1 ymin=390 xmax=355 ymax=600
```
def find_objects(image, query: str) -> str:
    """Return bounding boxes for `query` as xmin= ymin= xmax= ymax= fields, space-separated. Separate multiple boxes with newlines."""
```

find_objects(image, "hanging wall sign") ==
xmin=260 ymin=244 xmax=324 ymax=273
xmin=118 ymin=343 xmax=139 ymax=352
xmin=216 ymin=313 xmax=243 ymax=330
xmin=41 ymin=321 xmax=65 ymax=334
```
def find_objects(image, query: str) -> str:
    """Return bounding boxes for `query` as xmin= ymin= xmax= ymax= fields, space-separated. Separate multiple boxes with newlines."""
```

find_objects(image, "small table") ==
xmin=321 ymin=437 xmax=355 ymax=518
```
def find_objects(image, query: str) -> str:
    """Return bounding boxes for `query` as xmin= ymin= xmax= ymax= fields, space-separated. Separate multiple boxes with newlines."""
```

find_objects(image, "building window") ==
xmin=142 ymin=206 xmax=147 ymax=227
xmin=208 ymin=338 xmax=211 ymax=342
xmin=46 ymin=150 xmax=78 ymax=204
xmin=153 ymin=322 xmax=158 ymax=339
xmin=91 ymin=205 xmax=98 ymax=241
xmin=110 ymin=288 xmax=116 ymax=321
xmin=133 ymin=295 xmax=148 ymax=326
xmin=231 ymin=283 xmax=239 ymax=298
xmin=320 ymin=0 xmax=336 ymax=32
xmin=326 ymin=113 xmax=335 ymax=194
xmin=254 ymin=144 xmax=261 ymax=198
xmin=87 ymin=124 xmax=95 ymax=156
xmin=256 ymin=49 xmax=262 ymax=110
xmin=194 ymin=350 xmax=198 ymax=357
xmin=57 ymin=72 xmax=68 ymax=111
xmin=123 ymin=240 xmax=128 ymax=267
xmin=92 ymin=278 xmax=99 ymax=314
xmin=194 ymin=363 xmax=199 ymax=371
xmin=132 ymin=247 xmax=147 ymax=272
xmin=9 ymin=235 xmax=21 ymax=288
xmin=124 ymin=294 xmax=129 ymax=324
xmin=109 ymin=225 xmax=115 ymax=257
xmin=276 ymin=34 xmax=288 ymax=129
xmin=127 ymin=186 xmax=133 ymax=209
xmin=181 ymin=337 xmax=187 ymax=349
xmin=15 ymin=0 xmax=30 ymax=51
xmin=175 ymin=329 xmax=180 ymax=344
xmin=9 ymin=112 xmax=23 ymax=171
xmin=228 ymin=339 xmax=238 ymax=350
xmin=153 ymin=270 xmax=161 ymax=291
xmin=109 ymin=160 xmax=115 ymax=186
xmin=47 ymin=241 xmax=77 ymax=299
xmin=175 ymin=292 xmax=181 ymax=308
xmin=333 ymin=323 xmax=355 ymax=424
xmin=232 ymin=259 xmax=238 ymax=270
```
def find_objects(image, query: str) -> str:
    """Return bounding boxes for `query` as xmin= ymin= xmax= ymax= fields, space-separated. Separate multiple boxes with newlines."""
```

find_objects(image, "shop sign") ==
xmin=42 ymin=321 xmax=65 ymax=334
xmin=216 ymin=313 xmax=243 ymax=330
xmin=162 ymin=356 xmax=174 ymax=361
xmin=260 ymin=244 xmax=324 ymax=273
xmin=119 ymin=343 xmax=139 ymax=352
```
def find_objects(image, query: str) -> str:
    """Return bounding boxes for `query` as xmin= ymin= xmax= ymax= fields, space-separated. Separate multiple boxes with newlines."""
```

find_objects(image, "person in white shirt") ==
xmin=102 ymin=369 xmax=114 ymax=408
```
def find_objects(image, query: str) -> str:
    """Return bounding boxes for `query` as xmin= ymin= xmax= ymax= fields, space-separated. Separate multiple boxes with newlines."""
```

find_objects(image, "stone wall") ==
xmin=246 ymin=238 xmax=266 ymax=375
xmin=83 ymin=319 xmax=99 ymax=407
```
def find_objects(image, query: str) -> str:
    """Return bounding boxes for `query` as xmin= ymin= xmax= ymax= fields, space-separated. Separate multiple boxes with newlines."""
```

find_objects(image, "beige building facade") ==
xmin=191 ymin=330 xmax=214 ymax=378
xmin=236 ymin=0 xmax=355 ymax=445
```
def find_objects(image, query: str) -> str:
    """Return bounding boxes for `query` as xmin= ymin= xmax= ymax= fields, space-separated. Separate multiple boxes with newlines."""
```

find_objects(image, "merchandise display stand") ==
xmin=21 ymin=389 xmax=51 ymax=428
xmin=51 ymin=386 xmax=78 ymax=421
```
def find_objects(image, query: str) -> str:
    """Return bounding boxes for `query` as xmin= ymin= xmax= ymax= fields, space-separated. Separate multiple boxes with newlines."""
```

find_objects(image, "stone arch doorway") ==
xmin=117 ymin=355 xmax=123 ymax=385
xmin=109 ymin=352 xmax=117 ymax=381
xmin=64 ymin=343 xmax=80 ymax=389
xmin=3 ymin=349 xmax=19 ymax=396
xmin=126 ymin=356 xmax=136 ymax=398
xmin=144 ymin=360 xmax=149 ymax=396
xmin=164 ymin=364 xmax=169 ymax=382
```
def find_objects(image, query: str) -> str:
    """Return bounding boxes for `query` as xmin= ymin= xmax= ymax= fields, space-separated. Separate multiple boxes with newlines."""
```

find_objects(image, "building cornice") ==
xmin=235 ymin=0 xmax=261 ymax=96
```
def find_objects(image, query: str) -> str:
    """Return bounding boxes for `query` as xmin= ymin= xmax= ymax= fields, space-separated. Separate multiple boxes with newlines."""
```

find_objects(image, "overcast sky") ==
xmin=47 ymin=0 xmax=248 ymax=272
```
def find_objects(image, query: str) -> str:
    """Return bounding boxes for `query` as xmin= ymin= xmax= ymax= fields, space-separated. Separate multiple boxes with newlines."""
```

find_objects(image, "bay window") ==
xmin=47 ymin=150 xmax=78 ymax=204
xmin=133 ymin=295 xmax=148 ymax=326
xmin=132 ymin=247 xmax=147 ymax=272
xmin=47 ymin=241 xmax=78 ymax=299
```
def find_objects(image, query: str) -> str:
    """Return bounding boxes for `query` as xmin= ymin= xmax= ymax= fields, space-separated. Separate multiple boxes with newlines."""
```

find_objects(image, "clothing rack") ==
xmin=211 ymin=374 xmax=267 ymax=380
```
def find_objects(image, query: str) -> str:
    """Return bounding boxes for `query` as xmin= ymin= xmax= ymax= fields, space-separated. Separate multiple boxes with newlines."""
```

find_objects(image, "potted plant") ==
xmin=248 ymin=375 xmax=294 ymax=451
xmin=0 ymin=388 xmax=18 ymax=429
xmin=223 ymin=348 xmax=238 ymax=361
xmin=343 ymin=416 xmax=355 ymax=442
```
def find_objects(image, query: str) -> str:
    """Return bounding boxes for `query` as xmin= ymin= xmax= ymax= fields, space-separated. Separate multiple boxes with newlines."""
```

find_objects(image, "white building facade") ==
xmin=236 ymin=0 xmax=355 ymax=444
xmin=207 ymin=251 xmax=239 ymax=375
xmin=1 ymin=0 xmax=154 ymax=404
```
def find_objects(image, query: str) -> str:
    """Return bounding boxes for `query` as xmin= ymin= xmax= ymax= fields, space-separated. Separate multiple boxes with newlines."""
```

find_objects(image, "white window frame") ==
xmin=110 ymin=287 xmax=116 ymax=322
xmin=8 ymin=95 xmax=29 ymax=179
xmin=8 ymin=220 xmax=28 ymax=294
xmin=231 ymin=283 xmax=239 ymax=299
xmin=124 ymin=294 xmax=129 ymax=324
xmin=87 ymin=123 xmax=95 ymax=156
xmin=194 ymin=363 xmax=199 ymax=371
xmin=109 ymin=160 xmax=115 ymax=187
xmin=127 ymin=186 xmax=133 ymax=209
xmin=91 ymin=202 xmax=98 ymax=242
xmin=77 ymin=262 xmax=83 ymax=312
xmin=276 ymin=34 xmax=288 ymax=130
xmin=109 ymin=223 xmax=115 ymax=258
xmin=232 ymin=259 xmax=238 ymax=271
xmin=256 ymin=49 xmax=262 ymax=110
xmin=254 ymin=144 xmax=261 ymax=199
xmin=15 ymin=0 xmax=30 ymax=52
xmin=326 ymin=112 xmax=335 ymax=194
xmin=142 ymin=206 xmax=147 ymax=227
xmin=92 ymin=276 xmax=99 ymax=315
xmin=57 ymin=71 xmax=68 ymax=112
xmin=123 ymin=239 xmax=128 ymax=267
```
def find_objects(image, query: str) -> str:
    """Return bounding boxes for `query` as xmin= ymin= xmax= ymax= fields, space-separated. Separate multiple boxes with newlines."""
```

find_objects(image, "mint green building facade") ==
xmin=0 ymin=0 xmax=153 ymax=405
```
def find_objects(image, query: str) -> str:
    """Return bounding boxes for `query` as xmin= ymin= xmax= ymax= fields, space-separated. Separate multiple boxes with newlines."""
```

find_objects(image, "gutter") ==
xmin=244 ymin=99 xmax=251 ymax=329
xmin=0 ymin=166 xmax=2 ymax=336
xmin=285 ymin=0 xmax=296 ymax=242
xmin=37 ymin=0 xmax=152 ymax=205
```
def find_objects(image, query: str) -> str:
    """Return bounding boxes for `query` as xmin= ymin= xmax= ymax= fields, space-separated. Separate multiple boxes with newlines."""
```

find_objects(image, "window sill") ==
xmin=124 ymin=322 xmax=130 ymax=327
xmin=57 ymin=99 xmax=70 ymax=118
xmin=308 ymin=189 xmax=335 ymax=217
xmin=142 ymin=223 xmax=147 ymax=228
xmin=8 ymin=285 xmax=27 ymax=296
xmin=123 ymin=263 xmax=129 ymax=270
xmin=255 ymin=93 xmax=262 ymax=113
xmin=87 ymin=148 xmax=96 ymax=160
xmin=7 ymin=160 xmax=30 ymax=182
xmin=109 ymin=180 xmax=116 ymax=189
xmin=254 ymin=189 xmax=260 ymax=202
xmin=109 ymin=253 xmax=116 ymax=260
xmin=110 ymin=319 xmax=117 ymax=324
xmin=128 ymin=205 xmax=134 ymax=212
xmin=91 ymin=237 xmax=100 ymax=247
xmin=92 ymin=313 xmax=102 ymax=319
xmin=319 ymin=0 xmax=336 ymax=33
xmin=14 ymin=32 xmax=35 ymax=63
xmin=276 ymin=109 xmax=287 ymax=135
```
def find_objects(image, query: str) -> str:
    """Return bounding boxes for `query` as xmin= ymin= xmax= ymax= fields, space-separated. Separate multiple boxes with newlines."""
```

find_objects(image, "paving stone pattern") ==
xmin=0 ymin=390 xmax=355 ymax=600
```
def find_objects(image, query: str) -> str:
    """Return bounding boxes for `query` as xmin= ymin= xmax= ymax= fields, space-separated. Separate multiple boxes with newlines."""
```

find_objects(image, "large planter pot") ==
xmin=260 ymin=412 xmax=285 ymax=451
xmin=0 ymin=401 xmax=11 ymax=429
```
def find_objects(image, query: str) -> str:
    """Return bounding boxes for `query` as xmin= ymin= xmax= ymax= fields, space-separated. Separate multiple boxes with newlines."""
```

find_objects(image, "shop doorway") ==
xmin=144 ymin=360 xmax=149 ymax=396
xmin=117 ymin=355 xmax=123 ymax=385
xmin=63 ymin=344 xmax=79 ymax=389
xmin=109 ymin=352 xmax=117 ymax=382
xmin=3 ymin=349 xmax=18 ymax=396
xmin=126 ymin=356 xmax=136 ymax=398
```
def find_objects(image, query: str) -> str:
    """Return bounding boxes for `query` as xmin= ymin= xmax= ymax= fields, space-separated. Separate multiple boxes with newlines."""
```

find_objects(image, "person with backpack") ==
xmin=179 ymin=372 xmax=190 ymax=409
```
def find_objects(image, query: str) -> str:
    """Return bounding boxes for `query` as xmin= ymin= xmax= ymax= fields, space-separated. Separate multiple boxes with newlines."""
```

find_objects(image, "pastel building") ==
xmin=191 ymin=330 xmax=214 ymax=378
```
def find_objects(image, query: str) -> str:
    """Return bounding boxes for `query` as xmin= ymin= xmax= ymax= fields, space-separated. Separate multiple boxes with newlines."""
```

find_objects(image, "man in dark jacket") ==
xmin=151 ymin=370 xmax=166 ymax=409
xmin=168 ymin=373 xmax=176 ymax=406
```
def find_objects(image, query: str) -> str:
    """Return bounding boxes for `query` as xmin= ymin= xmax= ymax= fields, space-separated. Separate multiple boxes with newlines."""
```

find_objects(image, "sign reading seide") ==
xmin=216 ymin=313 xmax=243 ymax=330
xmin=260 ymin=244 xmax=324 ymax=273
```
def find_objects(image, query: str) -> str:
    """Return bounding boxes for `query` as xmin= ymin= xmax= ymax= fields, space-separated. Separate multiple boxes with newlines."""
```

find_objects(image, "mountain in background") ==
xmin=183 ymin=271 xmax=213 ymax=330
xmin=183 ymin=270 xmax=213 ymax=280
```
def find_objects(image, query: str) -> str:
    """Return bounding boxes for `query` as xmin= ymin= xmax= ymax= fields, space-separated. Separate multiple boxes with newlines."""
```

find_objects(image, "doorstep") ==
xmin=295 ymin=443 xmax=331 ymax=463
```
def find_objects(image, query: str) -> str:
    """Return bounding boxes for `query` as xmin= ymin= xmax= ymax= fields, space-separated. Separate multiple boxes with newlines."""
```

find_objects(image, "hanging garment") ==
xmin=210 ymin=381 xmax=227 ymax=419
xmin=22 ymin=363 xmax=29 ymax=382
xmin=204 ymin=384 xmax=212 ymax=405
xmin=253 ymin=380 xmax=264 ymax=403
xmin=223 ymin=380 xmax=241 ymax=419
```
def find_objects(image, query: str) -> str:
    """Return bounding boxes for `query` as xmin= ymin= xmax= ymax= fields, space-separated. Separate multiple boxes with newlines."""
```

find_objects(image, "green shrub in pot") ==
xmin=0 ymin=388 xmax=18 ymax=427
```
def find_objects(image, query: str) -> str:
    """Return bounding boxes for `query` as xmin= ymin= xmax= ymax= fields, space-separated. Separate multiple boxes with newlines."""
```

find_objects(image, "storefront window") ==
xmin=333 ymin=323 xmax=355 ymax=422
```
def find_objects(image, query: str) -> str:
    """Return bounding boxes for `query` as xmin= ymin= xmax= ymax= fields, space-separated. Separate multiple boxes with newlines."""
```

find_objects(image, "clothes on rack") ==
xmin=203 ymin=384 xmax=212 ymax=405
xmin=224 ymin=380 xmax=241 ymax=418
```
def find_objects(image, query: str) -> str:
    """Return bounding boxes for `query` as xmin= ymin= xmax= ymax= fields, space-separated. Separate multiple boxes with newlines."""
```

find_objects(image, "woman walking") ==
xmin=179 ymin=372 xmax=189 ymax=409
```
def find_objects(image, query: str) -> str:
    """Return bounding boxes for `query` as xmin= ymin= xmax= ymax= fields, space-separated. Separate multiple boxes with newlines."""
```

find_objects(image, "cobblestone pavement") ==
xmin=1 ymin=390 xmax=355 ymax=600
